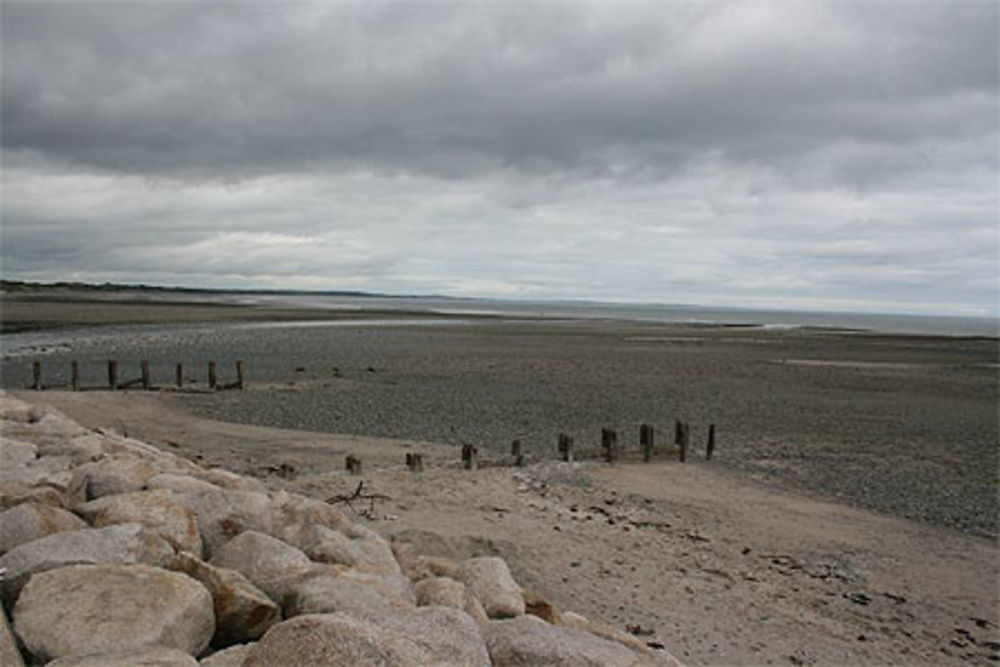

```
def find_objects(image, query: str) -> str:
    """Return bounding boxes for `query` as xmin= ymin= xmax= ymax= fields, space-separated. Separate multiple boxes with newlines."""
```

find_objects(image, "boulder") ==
xmin=44 ymin=434 xmax=105 ymax=465
xmin=12 ymin=564 xmax=214 ymax=662
xmin=0 ymin=482 xmax=65 ymax=511
xmin=0 ymin=392 xmax=37 ymax=422
xmin=0 ymin=437 xmax=37 ymax=471
xmin=69 ymin=457 xmax=159 ymax=500
xmin=522 ymin=589 xmax=562 ymax=624
xmin=0 ymin=523 xmax=174 ymax=603
xmin=484 ymin=614 xmax=666 ymax=666
xmin=1 ymin=607 xmax=24 ymax=667
xmin=199 ymin=643 xmax=254 ymax=666
xmin=174 ymin=489 xmax=273 ymax=558
xmin=281 ymin=571 xmax=412 ymax=618
xmin=194 ymin=468 xmax=266 ymax=493
xmin=94 ymin=430 xmax=198 ymax=473
xmin=292 ymin=523 xmax=399 ymax=574
xmin=244 ymin=608 xmax=490 ymax=667
xmin=147 ymin=473 xmax=221 ymax=495
xmin=170 ymin=552 xmax=279 ymax=646
xmin=457 ymin=556 xmax=525 ymax=619
xmin=0 ymin=502 xmax=88 ymax=554
xmin=390 ymin=541 xmax=433 ymax=582
xmin=209 ymin=530 xmax=314 ymax=601
xmin=75 ymin=491 xmax=202 ymax=556
xmin=46 ymin=646 xmax=200 ymax=666
xmin=414 ymin=576 xmax=489 ymax=623
xmin=3 ymin=411 xmax=89 ymax=449
xmin=267 ymin=490 xmax=349 ymax=544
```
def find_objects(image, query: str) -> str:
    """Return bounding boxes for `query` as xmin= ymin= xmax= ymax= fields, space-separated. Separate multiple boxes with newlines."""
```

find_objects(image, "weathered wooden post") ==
xmin=108 ymin=360 xmax=118 ymax=390
xmin=141 ymin=360 xmax=151 ymax=390
xmin=70 ymin=361 xmax=79 ymax=391
xmin=511 ymin=439 xmax=524 ymax=467
xmin=706 ymin=424 xmax=716 ymax=460
xmin=32 ymin=359 xmax=41 ymax=390
xmin=676 ymin=419 xmax=689 ymax=463
xmin=176 ymin=363 xmax=184 ymax=388
xmin=208 ymin=361 xmax=217 ymax=390
xmin=557 ymin=433 xmax=574 ymax=462
xmin=346 ymin=455 xmax=362 ymax=475
xmin=235 ymin=360 xmax=245 ymax=390
xmin=462 ymin=444 xmax=478 ymax=470
xmin=406 ymin=452 xmax=424 ymax=472
xmin=640 ymin=423 xmax=654 ymax=462
xmin=602 ymin=428 xmax=618 ymax=463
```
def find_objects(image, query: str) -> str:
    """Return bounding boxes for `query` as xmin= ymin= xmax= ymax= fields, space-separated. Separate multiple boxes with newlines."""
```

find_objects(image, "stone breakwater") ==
xmin=0 ymin=391 xmax=682 ymax=666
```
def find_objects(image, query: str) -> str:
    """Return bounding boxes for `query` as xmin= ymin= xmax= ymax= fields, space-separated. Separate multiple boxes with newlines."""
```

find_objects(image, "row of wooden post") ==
xmin=31 ymin=359 xmax=244 ymax=391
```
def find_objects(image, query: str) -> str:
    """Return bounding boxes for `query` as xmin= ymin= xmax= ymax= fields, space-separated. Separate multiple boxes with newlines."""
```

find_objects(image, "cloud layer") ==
xmin=2 ymin=1 xmax=997 ymax=315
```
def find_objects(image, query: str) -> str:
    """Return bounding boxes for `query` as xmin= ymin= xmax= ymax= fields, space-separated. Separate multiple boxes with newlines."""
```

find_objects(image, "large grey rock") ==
xmin=193 ymin=468 xmax=265 ymax=493
xmin=281 ymin=571 xmax=413 ymax=619
xmin=174 ymin=489 xmax=273 ymax=558
xmin=2 ymin=411 xmax=89 ymax=450
xmin=0 ymin=481 xmax=65 ymax=511
xmin=0 ymin=522 xmax=174 ymax=603
xmin=199 ymin=643 xmax=254 ymax=666
xmin=46 ymin=645 xmax=200 ymax=666
xmin=414 ymin=576 xmax=489 ymax=623
xmin=0 ymin=392 xmax=37 ymax=422
xmin=1 ymin=607 xmax=24 ymax=667
xmin=457 ymin=556 xmax=525 ymax=619
xmin=292 ymin=522 xmax=400 ymax=574
xmin=147 ymin=473 xmax=221 ymax=495
xmin=0 ymin=501 xmax=88 ymax=554
xmin=170 ymin=551 xmax=279 ymax=646
xmin=69 ymin=457 xmax=159 ymax=500
xmin=244 ymin=608 xmax=490 ymax=667
xmin=44 ymin=433 xmax=105 ymax=465
xmin=12 ymin=564 xmax=214 ymax=662
xmin=484 ymin=614 xmax=668 ymax=666
xmin=94 ymin=430 xmax=198 ymax=474
xmin=266 ymin=490 xmax=349 ymax=544
xmin=209 ymin=530 xmax=314 ymax=601
xmin=75 ymin=491 xmax=202 ymax=556
xmin=0 ymin=437 xmax=37 ymax=471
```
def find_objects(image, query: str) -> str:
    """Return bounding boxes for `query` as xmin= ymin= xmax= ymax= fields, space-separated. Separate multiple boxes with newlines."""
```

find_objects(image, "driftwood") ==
xmin=327 ymin=481 xmax=390 ymax=517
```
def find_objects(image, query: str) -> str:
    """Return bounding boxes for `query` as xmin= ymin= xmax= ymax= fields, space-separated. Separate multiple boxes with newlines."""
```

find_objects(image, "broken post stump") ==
xmin=706 ymin=424 xmax=716 ymax=460
xmin=640 ymin=423 xmax=655 ymax=462
xmin=345 ymin=455 xmax=362 ymax=475
xmin=676 ymin=419 xmax=689 ymax=462
xmin=235 ymin=360 xmax=245 ymax=390
xmin=141 ymin=360 xmax=151 ymax=390
xmin=71 ymin=361 xmax=79 ymax=391
xmin=176 ymin=363 xmax=183 ymax=388
xmin=461 ymin=444 xmax=479 ymax=470
xmin=601 ymin=428 xmax=618 ymax=463
xmin=32 ymin=359 xmax=41 ymax=391
xmin=511 ymin=439 xmax=524 ymax=466
xmin=557 ymin=433 xmax=574 ymax=462
xmin=108 ymin=360 xmax=118 ymax=390
xmin=406 ymin=452 xmax=424 ymax=472
xmin=208 ymin=361 xmax=217 ymax=390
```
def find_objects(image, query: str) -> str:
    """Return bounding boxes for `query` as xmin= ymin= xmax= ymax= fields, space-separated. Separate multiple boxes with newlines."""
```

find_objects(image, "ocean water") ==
xmin=239 ymin=294 xmax=999 ymax=337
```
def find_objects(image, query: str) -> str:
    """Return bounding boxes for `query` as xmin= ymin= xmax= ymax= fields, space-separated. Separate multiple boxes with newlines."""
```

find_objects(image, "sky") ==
xmin=1 ymin=1 xmax=997 ymax=316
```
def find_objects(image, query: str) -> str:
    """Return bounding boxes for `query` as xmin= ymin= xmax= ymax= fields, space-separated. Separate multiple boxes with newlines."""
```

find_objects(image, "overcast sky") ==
xmin=2 ymin=1 xmax=997 ymax=316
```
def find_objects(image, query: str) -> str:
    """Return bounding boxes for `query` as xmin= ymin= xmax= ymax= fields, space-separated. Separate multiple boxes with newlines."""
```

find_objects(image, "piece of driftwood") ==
xmin=327 ymin=481 xmax=390 ymax=517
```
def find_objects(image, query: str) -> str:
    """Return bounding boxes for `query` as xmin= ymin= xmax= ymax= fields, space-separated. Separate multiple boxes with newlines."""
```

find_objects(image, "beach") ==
xmin=2 ymin=290 xmax=998 ymax=664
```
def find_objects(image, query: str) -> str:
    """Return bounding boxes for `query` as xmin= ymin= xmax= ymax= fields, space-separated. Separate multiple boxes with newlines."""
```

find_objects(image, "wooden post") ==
xmin=511 ymin=439 xmax=523 ymax=467
xmin=602 ymin=428 xmax=618 ymax=463
xmin=141 ymin=360 xmax=151 ymax=390
xmin=176 ymin=363 xmax=183 ymax=388
xmin=208 ymin=361 xmax=217 ymax=390
xmin=462 ymin=444 xmax=478 ymax=470
xmin=108 ymin=360 xmax=118 ymax=390
xmin=558 ymin=433 xmax=575 ymax=462
xmin=346 ymin=455 xmax=362 ymax=475
xmin=235 ymin=360 xmax=245 ymax=390
xmin=640 ymin=423 xmax=654 ymax=462
xmin=676 ymin=420 xmax=689 ymax=463
xmin=32 ymin=359 xmax=41 ymax=390
xmin=71 ymin=361 xmax=79 ymax=391
xmin=706 ymin=424 xmax=716 ymax=460
xmin=406 ymin=452 xmax=424 ymax=472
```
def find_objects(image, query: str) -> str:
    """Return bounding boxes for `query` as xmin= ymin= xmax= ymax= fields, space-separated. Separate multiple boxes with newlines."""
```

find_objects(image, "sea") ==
xmin=234 ymin=294 xmax=999 ymax=338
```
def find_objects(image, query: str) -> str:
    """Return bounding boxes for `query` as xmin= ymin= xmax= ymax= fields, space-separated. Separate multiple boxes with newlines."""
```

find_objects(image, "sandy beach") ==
xmin=2 ymin=291 xmax=998 ymax=664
